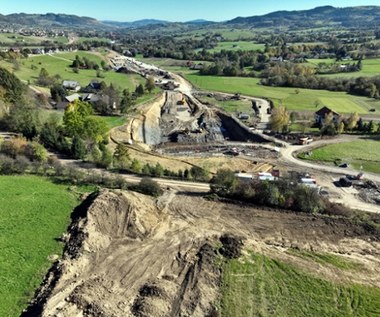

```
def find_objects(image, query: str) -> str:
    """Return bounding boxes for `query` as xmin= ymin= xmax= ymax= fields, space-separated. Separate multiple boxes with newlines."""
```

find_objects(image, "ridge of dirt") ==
xmin=22 ymin=190 xmax=380 ymax=317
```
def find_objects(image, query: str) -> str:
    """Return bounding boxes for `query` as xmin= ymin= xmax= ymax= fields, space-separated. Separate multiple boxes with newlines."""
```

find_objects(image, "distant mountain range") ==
xmin=102 ymin=19 xmax=170 ymax=28
xmin=1 ymin=6 xmax=380 ymax=30
xmin=228 ymin=6 xmax=380 ymax=28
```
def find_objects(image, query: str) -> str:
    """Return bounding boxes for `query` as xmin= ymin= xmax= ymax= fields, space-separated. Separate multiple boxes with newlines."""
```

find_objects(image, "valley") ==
xmin=1 ymin=3 xmax=380 ymax=317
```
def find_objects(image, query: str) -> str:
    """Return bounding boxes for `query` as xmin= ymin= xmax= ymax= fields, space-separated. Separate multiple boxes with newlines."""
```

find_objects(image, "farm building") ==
xmin=315 ymin=106 xmax=340 ymax=125
xmin=62 ymin=80 xmax=81 ymax=92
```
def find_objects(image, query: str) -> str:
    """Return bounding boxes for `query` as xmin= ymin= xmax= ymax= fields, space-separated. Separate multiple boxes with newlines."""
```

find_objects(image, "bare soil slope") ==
xmin=23 ymin=190 xmax=380 ymax=317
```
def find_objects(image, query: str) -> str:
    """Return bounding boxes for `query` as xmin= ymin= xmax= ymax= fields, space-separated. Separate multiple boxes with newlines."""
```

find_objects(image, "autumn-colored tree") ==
xmin=321 ymin=112 xmax=337 ymax=135
xmin=337 ymin=121 xmax=345 ymax=134
xmin=269 ymin=106 xmax=290 ymax=133
xmin=145 ymin=76 xmax=155 ymax=93
xmin=345 ymin=112 xmax=360 ymax=131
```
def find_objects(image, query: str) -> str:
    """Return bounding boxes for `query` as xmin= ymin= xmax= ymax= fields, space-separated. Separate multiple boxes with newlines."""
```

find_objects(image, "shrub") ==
xmin=136 ymin=178 xmax=163 ymax=197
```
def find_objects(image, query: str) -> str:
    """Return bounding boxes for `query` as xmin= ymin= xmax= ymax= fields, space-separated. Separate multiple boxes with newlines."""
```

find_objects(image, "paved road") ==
xmin=280 ymin=137 xmax=380 ymax=183
xmin=279 ymin=137 xmax=380 ymax=213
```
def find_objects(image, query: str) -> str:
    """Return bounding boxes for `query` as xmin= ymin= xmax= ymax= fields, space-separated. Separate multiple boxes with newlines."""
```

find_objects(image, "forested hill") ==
xmin=0 ymin=13 xmax=106 ymax=29
xmin=1 ymin=6 xmax=380 ymax=30
xmin=227 ymin=6 xmax=380 ymax=28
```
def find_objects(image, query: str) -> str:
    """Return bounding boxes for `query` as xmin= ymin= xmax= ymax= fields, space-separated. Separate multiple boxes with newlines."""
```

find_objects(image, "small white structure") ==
xmin=62 ymin=80 xmax=81 ymax=92
xmin=235 ymin=173 xmax=254 ymax=181
xmin=258 ymin=172 xmax=275 ymax=181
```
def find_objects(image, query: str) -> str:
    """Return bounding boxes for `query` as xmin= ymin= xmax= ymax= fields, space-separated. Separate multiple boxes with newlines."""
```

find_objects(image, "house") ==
xmin=258 ymin=172 xmax=275 ymax=181
xmin=270 ymin=56 xmax=283 ymax=62
xmin=235 ymin=173 xmax=254 ymax=182
xmin=88 ymin=80 xmax=102 ymax=90
xmin=55 ymin=93 xmax=81 ymax=110
xmin=65 ymin=93 xmax=81 ymax=103
xmin=82 ymin=93 xmax=101 ymax=104
xmin=62 ymin=80 xmax=81 ymax=92
xmin=315 ymin=106 xmax=340 ymax=125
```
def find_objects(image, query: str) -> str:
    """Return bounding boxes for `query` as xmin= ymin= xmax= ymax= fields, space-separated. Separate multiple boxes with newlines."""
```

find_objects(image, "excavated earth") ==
xmin=22 ymin=189 xmax=380 ymax=317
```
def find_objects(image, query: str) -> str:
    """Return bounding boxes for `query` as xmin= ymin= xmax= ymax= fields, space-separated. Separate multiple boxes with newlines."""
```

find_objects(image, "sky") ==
xmin=1 ymin=0 xmax=379 ymax=22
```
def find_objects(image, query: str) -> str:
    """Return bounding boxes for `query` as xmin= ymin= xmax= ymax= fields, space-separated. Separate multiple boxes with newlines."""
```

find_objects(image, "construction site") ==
xmin=14 ymin=51 xmax=380 ymax=317
xmin=107 ymin=53 xmax=380 ymax=214
xmin=22 ymin=189 xmax=380 ymax=317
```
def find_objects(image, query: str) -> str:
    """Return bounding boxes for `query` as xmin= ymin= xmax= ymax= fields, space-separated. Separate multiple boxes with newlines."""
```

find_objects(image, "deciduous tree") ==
xmin=145 ymin=76 xmax=155 ymax=93
xmin=269 ymin=105 xmax=290 ymax=133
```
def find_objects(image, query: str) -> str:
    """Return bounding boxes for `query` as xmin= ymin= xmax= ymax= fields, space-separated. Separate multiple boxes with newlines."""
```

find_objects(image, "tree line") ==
xmin=260 ymin=63 xmax=380 ymax=99
xmin=210 ymin=169 xmax=350 ymax=216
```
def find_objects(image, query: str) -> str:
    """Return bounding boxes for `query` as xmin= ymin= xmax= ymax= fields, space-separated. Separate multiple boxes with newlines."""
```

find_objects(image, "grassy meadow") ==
xmin=206 ymin=41 xmax=265 ymax=52
xmin=184 ymin=73 xmax=380 ymax=114
xmin=196 ymin=95 xmax=253 ymax=114
xmin=301 ymin=139 xmax=380 ymax=174
xmin=221 ymin=251 xmax=380 ymax=317
xmin=0 ymin=52 xmax=145 ymax=91
xmin=0 ymin=176 xmax=83 ymax=317
xmin=177 ymin=28 xmax=258 ymax=41
xmin=0 ymin=33 xmax=68 ymax=45
xmin=96 ymin=115 xmax=127 ymax=130
xmin=307 ymin=58 xmax=380 ymax=78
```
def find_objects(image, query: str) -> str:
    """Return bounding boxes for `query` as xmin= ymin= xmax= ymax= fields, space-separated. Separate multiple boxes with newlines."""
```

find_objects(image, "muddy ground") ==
xmin=22 ymin=189 xmax=380 ymax=317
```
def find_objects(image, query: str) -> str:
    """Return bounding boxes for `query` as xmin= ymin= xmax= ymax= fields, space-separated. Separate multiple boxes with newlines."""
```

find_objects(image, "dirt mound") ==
xmin=23 ymin=190 xmax=380 ymax=317
xmin=23 ymin=190 xmax=222 ymax=317
xmin=219 ymin=234 xmax=244 ymax=259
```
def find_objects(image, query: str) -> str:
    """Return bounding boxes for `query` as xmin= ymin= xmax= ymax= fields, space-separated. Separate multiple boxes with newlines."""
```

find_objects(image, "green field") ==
xmin=0 ymin=176 xmax=82 ymax=317
xmin=0 ymin=33 xmax=68 ymax=45
xmin=177 ymin=28 xmax=258 ymax=41
xmin=301 ymin=139 xmax=380 ymax=174
xmin=184 ymin=73 xmax=380 ymax=114
xmin=289 ymin=123 xmax=320 ymax=133
xmin=135 ymin=56 xmax=211 ymax=74
xmin=0 ymin=52 xmax=145 ymax=91
xmin=207 ymin=41 xmax=265 ymax=52
xmin=196 ymin=95 xmax=253 ymax=114
xmin=221 ymin=251 xmax=380 ymax=317
xmin=308 ymin=58 xmax=380 ymax=78
xmin=96 ymin=115 xmax=127 ymax=130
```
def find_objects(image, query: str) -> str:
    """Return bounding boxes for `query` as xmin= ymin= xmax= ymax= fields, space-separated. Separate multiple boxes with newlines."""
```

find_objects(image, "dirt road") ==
xmin=57 ymin=156 xmax=210 ymax=192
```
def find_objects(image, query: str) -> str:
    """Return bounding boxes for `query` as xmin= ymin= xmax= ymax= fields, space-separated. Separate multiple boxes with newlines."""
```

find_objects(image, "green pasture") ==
xmin=0 ymin=33 xmax=68 ymax=45
xmin=184 ymin=74 xmax=380 ymax=114
xmin=177 ymin=27 xmax=258 ymax=41
xmin=207 ymin=41 xmax=265 ymax=52
xmin=0 ymin=176 xmax=82 ymax=317
xmin=0 ymin=52 xmax=145 ymax=91
xmin=301 ymin=139 xmax=380 ymax=174
xmin=221 ymin=251 xmax=380 ymax=317
xmin=307 ymin=58 xmax=380 ymax=78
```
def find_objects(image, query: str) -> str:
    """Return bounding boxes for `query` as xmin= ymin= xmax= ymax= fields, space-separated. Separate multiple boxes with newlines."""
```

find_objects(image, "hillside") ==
xmin=227 ymin=5 xmax=380 ymax=28
xmin=2 ymin=6 xmax=380 ymax=31
xmin=0 ymin=13 xmax=107 ymax=29
xmin=102 ymin=19 xmax=169 ymax=28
